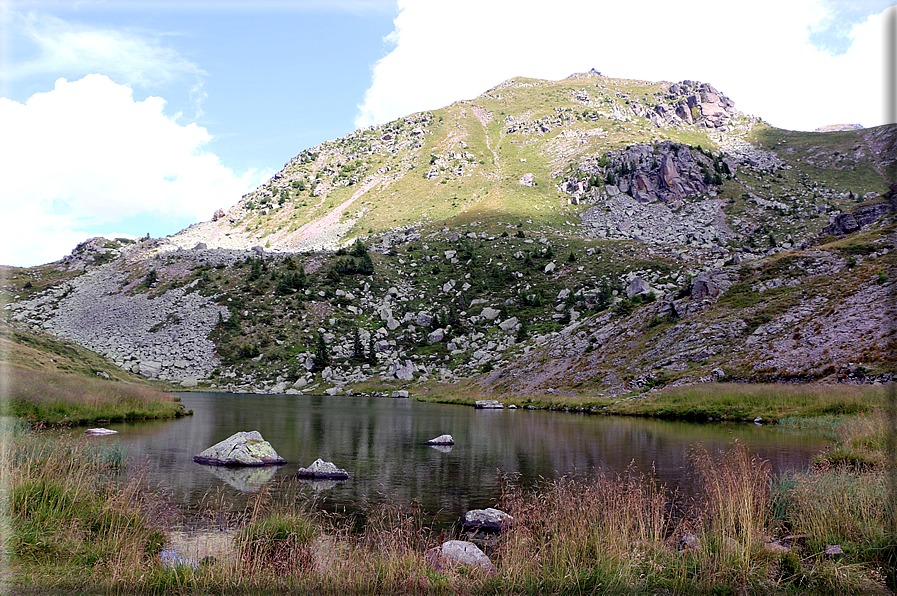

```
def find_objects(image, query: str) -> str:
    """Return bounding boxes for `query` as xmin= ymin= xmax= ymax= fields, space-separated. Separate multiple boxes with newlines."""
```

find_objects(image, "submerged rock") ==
xmin=462 ymin=507 xmax=513 ymax=531
xmin=296 ymin=458 xmax=350 ymax=480
xmin=193 ymin=431 xmax=286 ymax=466
xmin=424 ymin=434 xmax=454 ymax=445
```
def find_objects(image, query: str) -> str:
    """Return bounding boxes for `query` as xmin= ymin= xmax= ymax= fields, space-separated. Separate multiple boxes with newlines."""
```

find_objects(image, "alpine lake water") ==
xmin=89 ymin=392 xmax=832 ymax=529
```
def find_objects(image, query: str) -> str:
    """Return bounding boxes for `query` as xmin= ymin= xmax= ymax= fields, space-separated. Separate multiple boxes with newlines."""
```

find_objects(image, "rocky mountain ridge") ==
xmin=3 ymin=71 xmax=896 ymax=398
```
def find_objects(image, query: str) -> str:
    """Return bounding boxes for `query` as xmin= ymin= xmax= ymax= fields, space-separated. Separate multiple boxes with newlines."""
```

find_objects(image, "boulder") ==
xmin=296 ymin=458 xmax=350 ymax=480
xmin=193 ymin=431 xmax=286 ymax=466
xmin=626 ymin=277 xmax=651 ymax=299
xmin=518 ymin=173 xmax=536 ymax=187
xmin=499 ymin=317 xmax=518 ymax=331
xmin=391 ymin=390 xmax=410 ymax=398
xmin=544 ymin=262 xmax=556 ymax=274
xmin=393 ymin=360 xmax=416 ymax=381
xmin=193 ymin=242 xmax=207 ymax=250
xmin=424 ymin=434 xmax=454 ymax=445
xmin=475 ymin=400 xmax=503 ymax=409
xmin=462 ymin=507 xmax=513 ymax=531
xmin=481 ymin=307 xmax=501 ymax=320
xmin=427 ymin=540 xmax=495 ymax=573
xmin=250 ymin=245 xmax=264 ymax=255
xmin=691 ymin=272 xmax=719 ymax=300
xmin=428 ymin=329 xmax=445 ymax=343
xmin=179 ymin=376 xmax=199 ymax=388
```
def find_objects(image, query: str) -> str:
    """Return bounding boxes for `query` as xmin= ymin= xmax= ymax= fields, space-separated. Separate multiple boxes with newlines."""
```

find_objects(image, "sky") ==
xmin=1 ymin=0 xmax=894 ymax=267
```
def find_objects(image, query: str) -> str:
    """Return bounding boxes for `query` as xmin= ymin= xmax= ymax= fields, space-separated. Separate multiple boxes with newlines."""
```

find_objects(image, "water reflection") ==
xmin=91 ymin=393 xmax=832 ymax=523
xmin=200 ymin=464 xmax=280 ymax=493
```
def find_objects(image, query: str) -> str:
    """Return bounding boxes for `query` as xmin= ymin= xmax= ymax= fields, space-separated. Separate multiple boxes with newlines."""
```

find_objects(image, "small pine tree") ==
xmin=313 ymin=333 xmax=330 ymax=372
xmin=516 ymin=318 xmax=528 ymax=342
xmin=366 ymin=334 xmax=378 ymax=365
xmin=352 ymin=327 xmax=364 ymax=361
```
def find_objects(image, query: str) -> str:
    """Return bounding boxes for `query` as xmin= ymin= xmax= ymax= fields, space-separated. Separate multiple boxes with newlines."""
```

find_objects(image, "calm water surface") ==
xmin=95 ymin=392 xmax=831 ymax=523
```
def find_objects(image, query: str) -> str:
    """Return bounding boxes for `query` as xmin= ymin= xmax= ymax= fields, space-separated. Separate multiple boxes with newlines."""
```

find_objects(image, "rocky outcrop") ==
xmin=650 ymin=80 xmax=741 ymax=130
xmin=821 ymin=189 xmax=896 ymax=236
xmin=562 ymin=141 xmax=729 ymax=209
xmin=193 ymin=431 xmax=286 ymax=466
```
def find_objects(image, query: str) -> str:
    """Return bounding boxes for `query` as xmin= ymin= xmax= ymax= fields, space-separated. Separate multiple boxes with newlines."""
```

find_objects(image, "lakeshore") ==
xmin=3 ymin=378 xmax=895 ymax=594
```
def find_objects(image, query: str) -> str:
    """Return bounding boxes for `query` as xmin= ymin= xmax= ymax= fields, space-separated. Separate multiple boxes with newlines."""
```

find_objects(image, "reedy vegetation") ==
xmin=6 ymin=417 xmax=895 ymax=594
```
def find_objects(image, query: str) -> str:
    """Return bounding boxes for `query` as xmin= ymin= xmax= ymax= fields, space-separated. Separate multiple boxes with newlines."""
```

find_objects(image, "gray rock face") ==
xmin=462 ymin=507 xmax=513 ymax=531
xmin=193 ymin=431 xmax=287 ymax=466
xmin=424 ymin=434 xmax=454 ymax=445
xmin=10 ymin=253 xmax=230 ymax=383
xmin=821 ymin=201 xmax=894 ymax=236
xmin=296 ymin=458 xmax=350 ymax=480
xmin=427 ymin=540 xmax=495 ymax=573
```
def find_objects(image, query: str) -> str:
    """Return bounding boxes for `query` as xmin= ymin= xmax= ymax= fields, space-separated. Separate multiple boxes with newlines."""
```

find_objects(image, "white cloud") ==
xmin=0 ymin=75 xmax=265 ymax=267
xmin=356 ymin=0 xmax=890 ymax=131
xmin=4 ymin=12 xmax=205 ymax=86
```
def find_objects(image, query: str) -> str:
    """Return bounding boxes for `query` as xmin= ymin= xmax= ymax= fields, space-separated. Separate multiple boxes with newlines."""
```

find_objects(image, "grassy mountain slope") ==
xmin=4 ymin=72 xmax=896 ymax=400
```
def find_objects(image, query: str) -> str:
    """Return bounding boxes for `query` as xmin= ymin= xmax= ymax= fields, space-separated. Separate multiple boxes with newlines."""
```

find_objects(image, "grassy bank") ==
xmin=5 ymin=411 xmax=895 ymax=594
xmin=3 ymin=365 xmax=190 ymax=426
xmin=416 ymin=382 xmax=888 ymax=423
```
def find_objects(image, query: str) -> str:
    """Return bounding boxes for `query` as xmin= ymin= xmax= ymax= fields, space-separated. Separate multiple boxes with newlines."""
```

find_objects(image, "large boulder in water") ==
xmin=424 ymin=434 xmax=454 ymax=445
xmin=193 ymin=431 xmax=286 ymax=466
xmin=296 ymin=458 xmax=350 ymax=480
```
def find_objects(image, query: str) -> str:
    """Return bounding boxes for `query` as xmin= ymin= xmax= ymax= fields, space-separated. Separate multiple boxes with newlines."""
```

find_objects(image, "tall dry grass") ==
xmin=6 ymin=429 xmax=166 ymax=592
xmin=6 ymin=428 xmax=894 ymax=594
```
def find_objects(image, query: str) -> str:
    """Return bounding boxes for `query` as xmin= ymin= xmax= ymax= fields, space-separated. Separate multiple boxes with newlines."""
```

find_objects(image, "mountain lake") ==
xmin=87 ymin=392 xmax=832 ymax=526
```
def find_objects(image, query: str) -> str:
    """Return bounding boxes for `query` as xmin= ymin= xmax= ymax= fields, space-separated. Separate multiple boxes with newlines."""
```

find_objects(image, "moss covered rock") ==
xmin=193 ymin=431 xmax=286 ymax=466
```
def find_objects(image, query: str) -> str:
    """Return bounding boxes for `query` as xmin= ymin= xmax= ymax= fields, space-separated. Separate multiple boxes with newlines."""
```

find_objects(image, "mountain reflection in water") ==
xmin=94 ymin=392 xmax=831 ymax=523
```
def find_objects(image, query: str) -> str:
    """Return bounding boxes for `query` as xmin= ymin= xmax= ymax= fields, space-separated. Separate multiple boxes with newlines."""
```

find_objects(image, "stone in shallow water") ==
xmin=85 ymin=428 xmax=118 ymax=436
xmin=192 ymin=431 xmax=286 ymax=466
xmin=424 ymin=434 xmax=454 ymax=445
xmin=296 ymin=458 xmax=350 ymax=480
xmin=461 ymin=508 xmax=513 ymax=531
